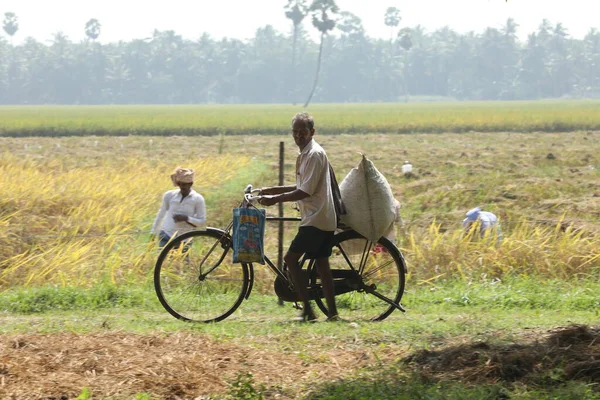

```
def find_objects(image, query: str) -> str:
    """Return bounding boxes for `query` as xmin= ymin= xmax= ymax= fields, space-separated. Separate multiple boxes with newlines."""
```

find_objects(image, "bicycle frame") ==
xmin=206 ymin=187 xmax=404 ymax=307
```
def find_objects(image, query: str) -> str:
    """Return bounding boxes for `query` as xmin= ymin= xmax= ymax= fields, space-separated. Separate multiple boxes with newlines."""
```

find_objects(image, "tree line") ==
xmin=1 ymin=1 xmax=599 ymax=105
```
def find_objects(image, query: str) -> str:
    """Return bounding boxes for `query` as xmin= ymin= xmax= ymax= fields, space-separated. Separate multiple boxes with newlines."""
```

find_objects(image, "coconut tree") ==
xmin=3 ymin=12 xmax=19 ymax=104
xmin=85 ymin=18 xmax=101 ymax=41
xmin=81 ymin=19 xmax=105 ymax=103
xmin=398 ymin=29 xmax=413 ymax=102
xmin=383 ymin=7 xmax=402 ymax=101
xmin=497 ymin=18 xmax=520 ymax=99
xmin=2 ymin=12 xmax=19 ymax=44
xmin=284 ymin=0 xmax=308 ymax=103
xmin=303 ymin=0 xmax=339 ymax=108
xmin=384 ymin=7 xmax=401 ymax=45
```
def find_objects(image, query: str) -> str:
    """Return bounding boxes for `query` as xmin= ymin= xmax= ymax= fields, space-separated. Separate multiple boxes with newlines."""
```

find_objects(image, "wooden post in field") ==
xmin=278 ymin=142 xmax=285 ymax=306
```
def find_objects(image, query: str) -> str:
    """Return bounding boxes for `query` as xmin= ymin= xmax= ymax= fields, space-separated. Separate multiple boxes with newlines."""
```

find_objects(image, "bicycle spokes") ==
xmin=311 ymin=232 xmax=406 ymax=321
xmin=155 ymin=229 xmax=249 ymax=323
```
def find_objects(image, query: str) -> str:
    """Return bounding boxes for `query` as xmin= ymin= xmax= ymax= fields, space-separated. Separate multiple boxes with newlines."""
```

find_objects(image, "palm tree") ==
xmin=3 ymin=12 xmax=19 ymax=103
xmin=384 ymin=7 xmax=401 ymax=45
xmin=2 ymin=12 xmax=19 ymax=44
xmin=303 ymin=0 xmax=339 ymax=108
xmin=85 ymin=18 xmax=101 ymax=41
xmin=500 ymin=18 xmax=519 ymax=98
xmin=284 ymin=0 xmax=309 ymax=103
xmin=398 ymin=29 xmax=413 ymax=102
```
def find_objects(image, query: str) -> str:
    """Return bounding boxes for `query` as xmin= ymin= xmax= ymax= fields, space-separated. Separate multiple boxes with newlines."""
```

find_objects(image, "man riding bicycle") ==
xmin=259 ymin=112 xmax=340 ymax=322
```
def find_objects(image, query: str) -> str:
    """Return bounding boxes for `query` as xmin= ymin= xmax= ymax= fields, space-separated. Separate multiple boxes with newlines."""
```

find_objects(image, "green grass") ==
xmin=0 ymin=281 xmax=155 ymax=314
xmin=306 ymin=375 xmax=600 ymax=400
xmin=1 ymin=279 xmax=598 ymax=399
xmin=1 ymin=276 xmax=597 ymax=324
xmin=71 ymin=376 xmax=600 ymax=400
xmin=1 ymin=101 xmax=600 ymax=137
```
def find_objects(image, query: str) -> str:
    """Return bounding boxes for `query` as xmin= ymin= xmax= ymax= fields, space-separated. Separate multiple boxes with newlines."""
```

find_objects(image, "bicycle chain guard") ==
xmin=273 ymin=276 xmax=303 ymax=302
xmin=274 ymin=269 xmax=359 ymax=302
xmin=274 ymin=269 xmax=326 ymax=302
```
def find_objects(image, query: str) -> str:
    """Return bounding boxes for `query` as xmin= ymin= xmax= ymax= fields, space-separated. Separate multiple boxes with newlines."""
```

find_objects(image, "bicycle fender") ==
xmin=378 ymin=236 xmax=408 ymax=274
xmin=244 ymin=263 xmax=255 ymax=300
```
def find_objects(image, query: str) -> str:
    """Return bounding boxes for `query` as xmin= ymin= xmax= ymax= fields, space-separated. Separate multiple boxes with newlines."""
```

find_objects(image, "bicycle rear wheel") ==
xmin=154 ymin=229 xmax=250 ymax=323
xmin=310 ymin=229 xmax=406 ymax=321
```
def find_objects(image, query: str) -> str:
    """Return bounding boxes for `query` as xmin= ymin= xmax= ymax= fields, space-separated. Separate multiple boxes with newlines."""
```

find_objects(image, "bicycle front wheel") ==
xmin=311 ymin=229 xmax=406 ymax=321
xmin=154 ymin=229 xmax=250 ymax=323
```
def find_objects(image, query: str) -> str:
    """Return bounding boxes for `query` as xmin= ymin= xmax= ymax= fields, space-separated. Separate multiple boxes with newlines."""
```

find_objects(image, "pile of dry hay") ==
xmin=0 ymin=331 xmax=375 ymax=399
xmin=404 ymin=324 xmax=600 ymax=385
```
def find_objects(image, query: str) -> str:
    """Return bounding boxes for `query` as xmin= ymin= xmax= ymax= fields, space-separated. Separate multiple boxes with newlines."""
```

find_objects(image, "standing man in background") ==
xmin=259 ymin=112 xmax=340 ymax=322
xmin=151 ymin=167 xmax=206 ymax=247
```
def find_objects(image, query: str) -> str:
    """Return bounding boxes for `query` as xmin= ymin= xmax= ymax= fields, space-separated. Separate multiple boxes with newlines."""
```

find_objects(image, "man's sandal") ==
xmin=325 ymin=315 xmax=348 ymax=323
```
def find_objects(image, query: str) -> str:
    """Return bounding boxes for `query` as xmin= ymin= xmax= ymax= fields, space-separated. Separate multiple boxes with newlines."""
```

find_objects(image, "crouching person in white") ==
xmin=462 ymin=207 xmax=502 ymax=243
xmin=151 ymin=167 xmax=206 ymax=248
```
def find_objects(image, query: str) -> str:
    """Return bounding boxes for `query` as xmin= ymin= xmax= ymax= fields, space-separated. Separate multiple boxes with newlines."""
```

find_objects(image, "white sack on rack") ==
xmin=339 ymin=154 xmax=396 ymax=242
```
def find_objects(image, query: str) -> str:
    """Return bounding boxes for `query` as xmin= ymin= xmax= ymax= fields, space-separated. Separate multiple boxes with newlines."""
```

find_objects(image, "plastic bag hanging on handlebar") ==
xmin=232 ymin=207 xmax=266 ymax=264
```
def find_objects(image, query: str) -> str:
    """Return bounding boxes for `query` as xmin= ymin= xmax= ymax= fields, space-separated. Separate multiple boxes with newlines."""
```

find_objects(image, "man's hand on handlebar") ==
xmin=258 ymin=195 xmax=278 ymax=206
xmin=259 ymin=185 xmax=296 ymax=196
xmin=258 ymin=187 xmax=275 ymax=196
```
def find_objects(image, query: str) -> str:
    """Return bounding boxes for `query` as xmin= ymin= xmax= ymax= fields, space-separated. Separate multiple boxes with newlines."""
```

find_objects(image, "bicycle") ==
xmin=154 ymin=185 xmax=407 ymax=323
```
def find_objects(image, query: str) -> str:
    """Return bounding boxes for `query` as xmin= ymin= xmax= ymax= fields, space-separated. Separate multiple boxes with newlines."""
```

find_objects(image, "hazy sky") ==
xmin=2 ymin=0 xmax=599 ymax=44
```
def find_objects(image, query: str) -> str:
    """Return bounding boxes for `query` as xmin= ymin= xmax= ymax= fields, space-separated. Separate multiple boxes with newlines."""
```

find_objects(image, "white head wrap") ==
xmin=170 ymin=167 xmax=194 ymax=185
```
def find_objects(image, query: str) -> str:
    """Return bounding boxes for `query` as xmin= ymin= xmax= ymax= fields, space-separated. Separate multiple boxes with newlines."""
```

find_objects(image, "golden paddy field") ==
xmin=1 ymin=128 xmax=598 ymax=290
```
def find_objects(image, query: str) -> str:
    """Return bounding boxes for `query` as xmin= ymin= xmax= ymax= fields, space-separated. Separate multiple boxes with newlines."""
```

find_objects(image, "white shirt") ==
xmin=296 ymin=139 xmax=337 ymax=232
xmin=151 ymin=189 xmax=206 ymax=236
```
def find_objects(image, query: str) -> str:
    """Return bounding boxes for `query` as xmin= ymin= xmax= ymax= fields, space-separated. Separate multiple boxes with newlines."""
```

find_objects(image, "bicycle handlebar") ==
xmin=243 ymin=184 xmax=262 ymax=204
xmin=245 ymin=194 xmax=262 ymax=202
